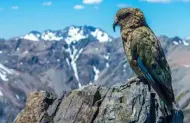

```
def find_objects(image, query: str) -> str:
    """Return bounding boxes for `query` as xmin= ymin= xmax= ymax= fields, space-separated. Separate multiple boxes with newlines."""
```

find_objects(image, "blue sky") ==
xmin=0 ymin=0 xmax=190 ymax=39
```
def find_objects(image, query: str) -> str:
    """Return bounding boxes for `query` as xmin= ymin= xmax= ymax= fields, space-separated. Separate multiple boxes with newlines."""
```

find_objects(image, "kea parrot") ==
xmin=113 ymin=8 xmax=184 ymax=122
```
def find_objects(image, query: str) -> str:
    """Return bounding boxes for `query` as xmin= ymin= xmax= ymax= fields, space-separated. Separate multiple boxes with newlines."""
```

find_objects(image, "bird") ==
xmin=113 ymin=8 xmax=175 ymax=115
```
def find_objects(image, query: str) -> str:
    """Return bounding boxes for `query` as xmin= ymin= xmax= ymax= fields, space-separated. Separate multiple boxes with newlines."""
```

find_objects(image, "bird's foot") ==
xmin=172 ymin=101 xmax=180 ymax=111
xmin=126 ymin=77 xmax=138 ymax=87
xmin=126 ymin=76 xmax=145 ymax=87
xmin=136 ymin=76 xmax=145 ymax=85
xmin=120 ymin=77 xmax=145 ymax=89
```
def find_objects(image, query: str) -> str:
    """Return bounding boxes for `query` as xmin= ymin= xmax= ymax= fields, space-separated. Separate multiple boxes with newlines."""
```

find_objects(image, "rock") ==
xmin=14 ymin=80 xmax=176 ymax=123
xmin=14 ymin=91 xmax=56 ymax=123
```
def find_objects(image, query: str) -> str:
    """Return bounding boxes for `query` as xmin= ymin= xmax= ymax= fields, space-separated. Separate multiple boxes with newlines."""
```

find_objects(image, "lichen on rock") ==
xmin=14 ymin=91 xmax=56 ymax=123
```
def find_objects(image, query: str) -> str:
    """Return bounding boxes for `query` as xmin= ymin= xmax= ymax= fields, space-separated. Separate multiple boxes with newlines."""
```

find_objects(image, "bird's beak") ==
xmin=113 ymin=17 xmax=119 ymax=32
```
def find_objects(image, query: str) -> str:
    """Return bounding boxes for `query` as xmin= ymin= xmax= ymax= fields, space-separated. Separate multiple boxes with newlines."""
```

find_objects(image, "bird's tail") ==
xmin=159 ymin=101 xmax=184 ymax=123
xmin=171 ymin=109 xmax=184 ymax=123
xmin=170 ymin=101 xmax=184 ymax=123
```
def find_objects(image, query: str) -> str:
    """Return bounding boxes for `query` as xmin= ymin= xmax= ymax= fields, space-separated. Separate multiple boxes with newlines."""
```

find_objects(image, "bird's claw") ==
xmin=136 ymin=77 xmax=142 ymax=85
xmin=126 ymin=76 xmax=144 ymax=87
xmin=132 ymin=60 xmax=138 ymax=66
xmin=172 ymin=101 xmax=180 ymax=110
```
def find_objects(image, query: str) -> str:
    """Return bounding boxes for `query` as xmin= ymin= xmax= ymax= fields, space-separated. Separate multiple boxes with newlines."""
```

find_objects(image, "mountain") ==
xmin=0 ymin=26 xmax=190 ymax=122
xmin=19 ymin=26 xmax=113 ymax=43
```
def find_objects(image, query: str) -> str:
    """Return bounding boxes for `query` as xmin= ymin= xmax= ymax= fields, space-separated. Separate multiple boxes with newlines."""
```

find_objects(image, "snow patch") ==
xmin=106 ymin=63 xmax=109 ymax=68
xmin=89 ymin=82 xmax=93 ymax=85
xmin=91 ymin=29 xmax=112 ymax=43
xmin=65 ymin=26 xmax=87 ymax=45
xmin=0 ymin=64 xmax=15 ymax=81
xmin=16 ymin=95 xmax=20 ymax=100
xmin=23 ymin=50 xmax=29 ymax=54
xmin=75 ymin=48 xmax=83 ymax=60
xmin=66 ymin=46 xmax=83 ymax=88
xmin=22 ymin=33 xmax=40 ymax=41
xmin=41 ymin=31 xmax=63 ymax=41
xmin=93 ymin=66 xmax=100 ymax=81
xmin=173 ymin=41 xmax=179 ymax=45
xmin=104 ymin=54 xmax=109 ymax=60
xmin=0 ymin=90 xmax=3 ymax=96
xmin=182 ymin=40 xmax=189 ymax=46
xmin=16 ymin=48 xmax=20 ymax=51
xmin=0 ymin=51 xmax=3 ymax=54
xmin=78 ymin=83 xmax=82 ymax=88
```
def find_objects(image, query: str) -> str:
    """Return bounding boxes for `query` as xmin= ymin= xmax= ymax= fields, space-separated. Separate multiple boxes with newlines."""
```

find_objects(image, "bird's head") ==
xmin=113 ymin=8 xmax=146 ymax=32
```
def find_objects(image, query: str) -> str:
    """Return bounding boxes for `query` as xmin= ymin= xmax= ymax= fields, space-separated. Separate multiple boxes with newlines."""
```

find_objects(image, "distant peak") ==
xmin=18 ymin=25 xmax=113 ymax=43
xmin=171 ymin=36 xmax=189 ymax=46
xmin=29 ymin=31 xmax=41 ymax=34
xmin=172 ymin=36 xmax=182 ymax=41
xmin=185 ymin=35 xmax=190 ymax=41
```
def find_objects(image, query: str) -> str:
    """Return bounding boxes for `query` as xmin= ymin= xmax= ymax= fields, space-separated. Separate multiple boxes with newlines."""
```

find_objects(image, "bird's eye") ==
xmin=119 ymin=13 xmax=130 ymax=19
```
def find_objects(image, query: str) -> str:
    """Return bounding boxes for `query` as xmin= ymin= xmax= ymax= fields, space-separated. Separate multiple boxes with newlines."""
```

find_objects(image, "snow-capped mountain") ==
xmin=21 ymin=31 xmax=41 ymax=41
xmin=169 ymin=36 xmax=190 ymax=46
xmin=185 ymin=35 xmax=190 ymax=44
xmin=20 ymin=26 xmax=113 ymax=43
xmin=0 ymin=26 xmax=190 ymax=123
xmin=0 ymin=26 xmax=117 ymax=123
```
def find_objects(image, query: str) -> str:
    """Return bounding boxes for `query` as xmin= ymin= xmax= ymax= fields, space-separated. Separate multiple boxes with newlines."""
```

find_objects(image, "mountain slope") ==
xmin=0 ymin=26 xmax=190 ymax=122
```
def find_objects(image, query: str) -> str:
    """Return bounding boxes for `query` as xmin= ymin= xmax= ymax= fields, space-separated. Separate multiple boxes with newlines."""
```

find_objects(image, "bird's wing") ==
xmin=132 ymin=27 xmax=174 ymax=101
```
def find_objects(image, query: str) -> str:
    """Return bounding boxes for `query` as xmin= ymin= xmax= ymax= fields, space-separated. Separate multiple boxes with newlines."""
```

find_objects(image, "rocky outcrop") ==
xmin=14 ymin=91 xmax=56 ymax=123
xmin=14 ymin=79 xmax=173 ymax=123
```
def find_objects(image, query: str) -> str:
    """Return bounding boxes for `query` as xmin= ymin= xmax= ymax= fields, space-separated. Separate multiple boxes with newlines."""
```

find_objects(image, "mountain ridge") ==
xmin=17 ymin=25 xmax=113 ymax=43
xmin=0 ymin=25 xmax=190 ymax=123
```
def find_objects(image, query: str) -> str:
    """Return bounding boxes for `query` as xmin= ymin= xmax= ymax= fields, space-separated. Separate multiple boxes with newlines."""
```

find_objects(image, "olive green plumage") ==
xmin=113 ymin=8 xmax=175 ymax=109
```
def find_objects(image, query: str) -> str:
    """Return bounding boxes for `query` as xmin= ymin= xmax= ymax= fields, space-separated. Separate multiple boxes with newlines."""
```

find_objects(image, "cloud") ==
xmin=42 ymin=1 xmax=52 ymax=6
xmin=83 ymin=0 xmax=103 ymax=4
xmin=74 ymin=5 xmax=85 ymax=10
xmin=142 ymin=0 xmax=190 ymax=3
xmin=12 ymin=6 xmax=19 ymax=10
xmin=117 ymin=4 xmax=129 ymax=8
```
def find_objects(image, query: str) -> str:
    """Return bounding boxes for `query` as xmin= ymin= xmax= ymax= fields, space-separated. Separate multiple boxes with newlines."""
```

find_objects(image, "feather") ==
xmin=137 ymin=57 xmax=154 ymax=84
xmin=171 ymin=110 xmax=184 ymax=123
xmin=115 ymin=8 xmax=184 ymax=123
